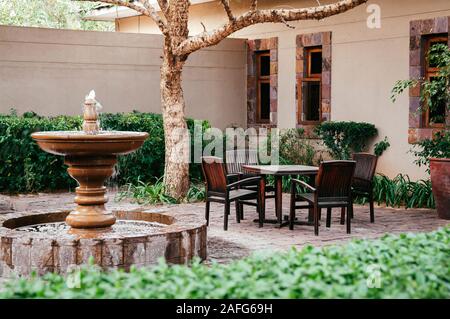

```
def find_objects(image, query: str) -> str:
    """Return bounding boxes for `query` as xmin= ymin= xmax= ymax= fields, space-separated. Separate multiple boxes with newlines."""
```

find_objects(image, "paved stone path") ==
xmin=2 ymin=191 xmax=448 ymax=264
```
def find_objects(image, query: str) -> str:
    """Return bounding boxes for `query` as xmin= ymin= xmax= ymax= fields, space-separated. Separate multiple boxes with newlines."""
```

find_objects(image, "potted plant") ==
xmin=391 ymin=43 xmax=450 ymax=219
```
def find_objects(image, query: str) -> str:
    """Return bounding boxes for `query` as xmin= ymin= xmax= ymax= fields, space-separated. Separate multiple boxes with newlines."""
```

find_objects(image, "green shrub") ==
xmin=374 ymin=137 xmax=390 ymax=157
xmin=391 ymin=43 xmax=449 ymax=123
xmin=279 ymin=128 xmax=316 ymax=166
xmin=0 ymin=114 xmax=82 ymax=193
xmin=265 ymin=128 xmax=317 ymax=192
xmin=0 ymin=111 xmax=210 ymax=193
xmin=355 ymin=174 xmax=435 ymax=209
xmin=411 ymin=131 xmax=450 ymax=172
xmin=1 ymin=227 xmax=449 ymax=299
xmin=315 ymin=121 xmax=378 ymax=160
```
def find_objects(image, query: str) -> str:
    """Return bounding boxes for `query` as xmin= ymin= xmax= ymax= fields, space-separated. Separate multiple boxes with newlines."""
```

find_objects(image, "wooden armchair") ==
xmin=289 ymin=161 xmax=356 ymax=235
xmin=201 ymin=156 xmax=263 ymax=230
xmin=225 ymin=149 xmax=275 ymax=219
xmin=350 ymin=152 xmax=378 ymax=223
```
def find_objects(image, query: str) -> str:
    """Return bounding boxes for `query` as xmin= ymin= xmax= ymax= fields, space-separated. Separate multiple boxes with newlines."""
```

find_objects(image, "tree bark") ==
xmin=160 ymin=44 xmax=190 ymax=199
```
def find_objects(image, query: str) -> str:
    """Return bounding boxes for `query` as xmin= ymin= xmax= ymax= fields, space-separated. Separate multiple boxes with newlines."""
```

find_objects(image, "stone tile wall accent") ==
xmin=409 ymin=16 xmax=449 ymax=143
xmin=246 ymin=37 xmax=278 ymax=129
xmin=296 ymin=32 xmax=332 ymax=138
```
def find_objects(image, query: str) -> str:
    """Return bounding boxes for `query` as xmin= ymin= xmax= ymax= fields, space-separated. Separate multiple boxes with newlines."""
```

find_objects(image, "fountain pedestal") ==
xmin=65 ymin=155 xmax=117 ymax=228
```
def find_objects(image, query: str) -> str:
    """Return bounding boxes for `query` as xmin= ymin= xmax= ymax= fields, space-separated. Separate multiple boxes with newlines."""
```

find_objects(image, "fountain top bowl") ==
xmin=31 ymin=130 xmax=149 ymax=156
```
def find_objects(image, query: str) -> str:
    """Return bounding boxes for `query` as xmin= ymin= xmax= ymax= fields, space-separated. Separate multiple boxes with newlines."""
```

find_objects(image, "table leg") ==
xmin=251 ymin=171 xmax=317 ymax=228
xmin=308 ymin=208 xmax=314 ymax=222
xmin=275 ymin=175 xmax=282 ymax=225
xmin=259 ymin=176 xmax=266 ymax=222
xmin=308 ymin=174 xmax=315 ymax=222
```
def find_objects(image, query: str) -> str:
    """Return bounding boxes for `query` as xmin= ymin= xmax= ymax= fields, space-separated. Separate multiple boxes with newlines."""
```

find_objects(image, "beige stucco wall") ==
xmin=118 ymin=0 xmax=450 ymax=180
xmin=0 ymin=25 xmax=246 ymax=129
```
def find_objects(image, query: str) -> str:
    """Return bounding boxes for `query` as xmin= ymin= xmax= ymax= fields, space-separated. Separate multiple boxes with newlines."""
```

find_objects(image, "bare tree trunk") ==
xmin=161 ymin=45 xmax=190 ymax=199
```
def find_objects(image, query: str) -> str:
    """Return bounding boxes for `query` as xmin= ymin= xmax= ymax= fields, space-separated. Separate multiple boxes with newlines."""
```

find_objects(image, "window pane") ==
xmin=310 ymin=51 xmax=322 ymax=74
xmin=428 ymin=77 xmax=447 ymax=125
xmin=260 ymin=55 xmax=270 ymax=76
xmin=302 ymin=81 xmax=320 ymax=121
xmin=259 ymin=82 xmax=270 ymax=120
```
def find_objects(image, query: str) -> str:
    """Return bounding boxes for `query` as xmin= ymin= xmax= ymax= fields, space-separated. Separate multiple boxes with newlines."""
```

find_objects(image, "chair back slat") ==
xmin=352 ymin=153 xmax=378 ymax=184
xmin=225 ymin=150 xmax=240 ymax=174
xmin=247 ymin=149 xmax=258 ymax=165
xmin=201 ymin=156 xmax=228 ymax=193
xmin=316 ymin=161 xmax=356 ymax=199
xmin=225 ymin=149 xmax=259 ymax=174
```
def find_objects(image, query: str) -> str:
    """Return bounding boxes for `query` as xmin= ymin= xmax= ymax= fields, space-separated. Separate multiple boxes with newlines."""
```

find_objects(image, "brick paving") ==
xmin=2 ymin=191 xmax=448 ymax=264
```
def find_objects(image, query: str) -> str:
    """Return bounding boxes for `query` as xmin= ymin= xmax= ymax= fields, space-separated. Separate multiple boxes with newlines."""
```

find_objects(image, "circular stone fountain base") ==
xmin=0 ymin=209 xmax=207 ymax=278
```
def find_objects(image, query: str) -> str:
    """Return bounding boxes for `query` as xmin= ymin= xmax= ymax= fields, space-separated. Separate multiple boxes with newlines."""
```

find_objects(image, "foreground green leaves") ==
xmin=1 ymin=227 xmax=449 ymax=299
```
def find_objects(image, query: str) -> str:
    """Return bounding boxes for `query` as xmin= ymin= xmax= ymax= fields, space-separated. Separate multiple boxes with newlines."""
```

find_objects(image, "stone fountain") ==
xmin=32 ymin=91 xmax=148 ymax=231
xmin=0 ymin=92 xmax=206 ymax=277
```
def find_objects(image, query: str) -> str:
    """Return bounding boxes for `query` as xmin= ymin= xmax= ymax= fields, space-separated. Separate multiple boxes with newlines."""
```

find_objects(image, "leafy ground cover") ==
xmin=1 ymin=227 xmax=448 ymax=299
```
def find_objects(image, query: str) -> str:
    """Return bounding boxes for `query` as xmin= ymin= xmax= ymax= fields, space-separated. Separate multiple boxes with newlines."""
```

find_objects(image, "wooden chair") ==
xmin=201 ymin=156 xmax=263 ymax=230
xmin=289 ymin=160 xmax=356 ymax=236
xmin=349 ymin=152 xmax=378 ymax=223
xmin=225 ymin=149 xmax=275 ymax=219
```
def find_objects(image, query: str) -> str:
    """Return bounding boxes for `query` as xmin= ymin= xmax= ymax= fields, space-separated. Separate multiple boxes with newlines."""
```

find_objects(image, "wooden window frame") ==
xmin=306 ymin=47 xmax=322 ymax=78
xmin=422 ymin=35 xmax=448 ymax=128
xmin=298 ymin=46 xmax=322 ymax=125
xmin=256 ymin=51 xmax=271 ymax=124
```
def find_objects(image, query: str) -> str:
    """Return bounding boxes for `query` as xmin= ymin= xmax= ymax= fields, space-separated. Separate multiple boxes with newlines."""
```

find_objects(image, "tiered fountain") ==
xmin=0 ymin=92 xmax=206 ymax=277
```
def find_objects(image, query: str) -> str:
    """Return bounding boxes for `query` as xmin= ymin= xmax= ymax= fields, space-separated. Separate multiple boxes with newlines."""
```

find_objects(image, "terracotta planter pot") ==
xmin=430 ymin=158 xmax=450 ymax=219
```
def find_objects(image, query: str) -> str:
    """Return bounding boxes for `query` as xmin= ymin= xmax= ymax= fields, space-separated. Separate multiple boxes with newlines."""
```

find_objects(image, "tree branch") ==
xmin=174 ymin=0 xmax=367 ymax=56
xmin=76 ymin=0 xmax=168 ymax=34
xmin=200 ymin=22 xmax=207 ymax=32
xmin=137 ymin=0 xmax=167 ymax=33
xmin=220 ymin=0 xmax=235 ymax=22
xmin=156 ymin=0 xmax=168 ymax=15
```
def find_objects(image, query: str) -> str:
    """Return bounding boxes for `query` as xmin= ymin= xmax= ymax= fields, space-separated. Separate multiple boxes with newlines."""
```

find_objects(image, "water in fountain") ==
xmin=15 ymin=220 xmax=166 ymax=239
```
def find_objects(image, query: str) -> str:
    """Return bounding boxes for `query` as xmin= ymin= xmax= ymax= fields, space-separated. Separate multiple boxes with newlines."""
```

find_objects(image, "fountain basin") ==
xmin=0 ymin=209 xmax=207 ymax=277
xmin=31 ymin=131 xmax=149 ymax=156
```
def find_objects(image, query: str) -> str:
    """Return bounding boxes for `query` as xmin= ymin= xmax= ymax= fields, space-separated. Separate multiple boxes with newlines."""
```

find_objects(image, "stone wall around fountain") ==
xmin=0 ymin=208 xmax=207 ymax=278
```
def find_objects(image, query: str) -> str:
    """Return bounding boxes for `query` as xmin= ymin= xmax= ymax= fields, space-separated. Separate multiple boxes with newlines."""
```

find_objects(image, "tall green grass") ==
xmin=119 ymin=174 xmax=434 ymax=210
xmin=356 ymin=174 xmax=434 ymax=209
xmin=116 ymin=178 xmax=205 ymax=205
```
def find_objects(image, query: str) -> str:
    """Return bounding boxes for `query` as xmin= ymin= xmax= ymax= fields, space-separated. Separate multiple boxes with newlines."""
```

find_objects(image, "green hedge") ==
xmin=316 ymin=121 xmax=378 ymax=159
xmin=0 ymin=112 xmax=210 ymax=193
xmin=1 ymin=227 xmax=449 ymax=299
